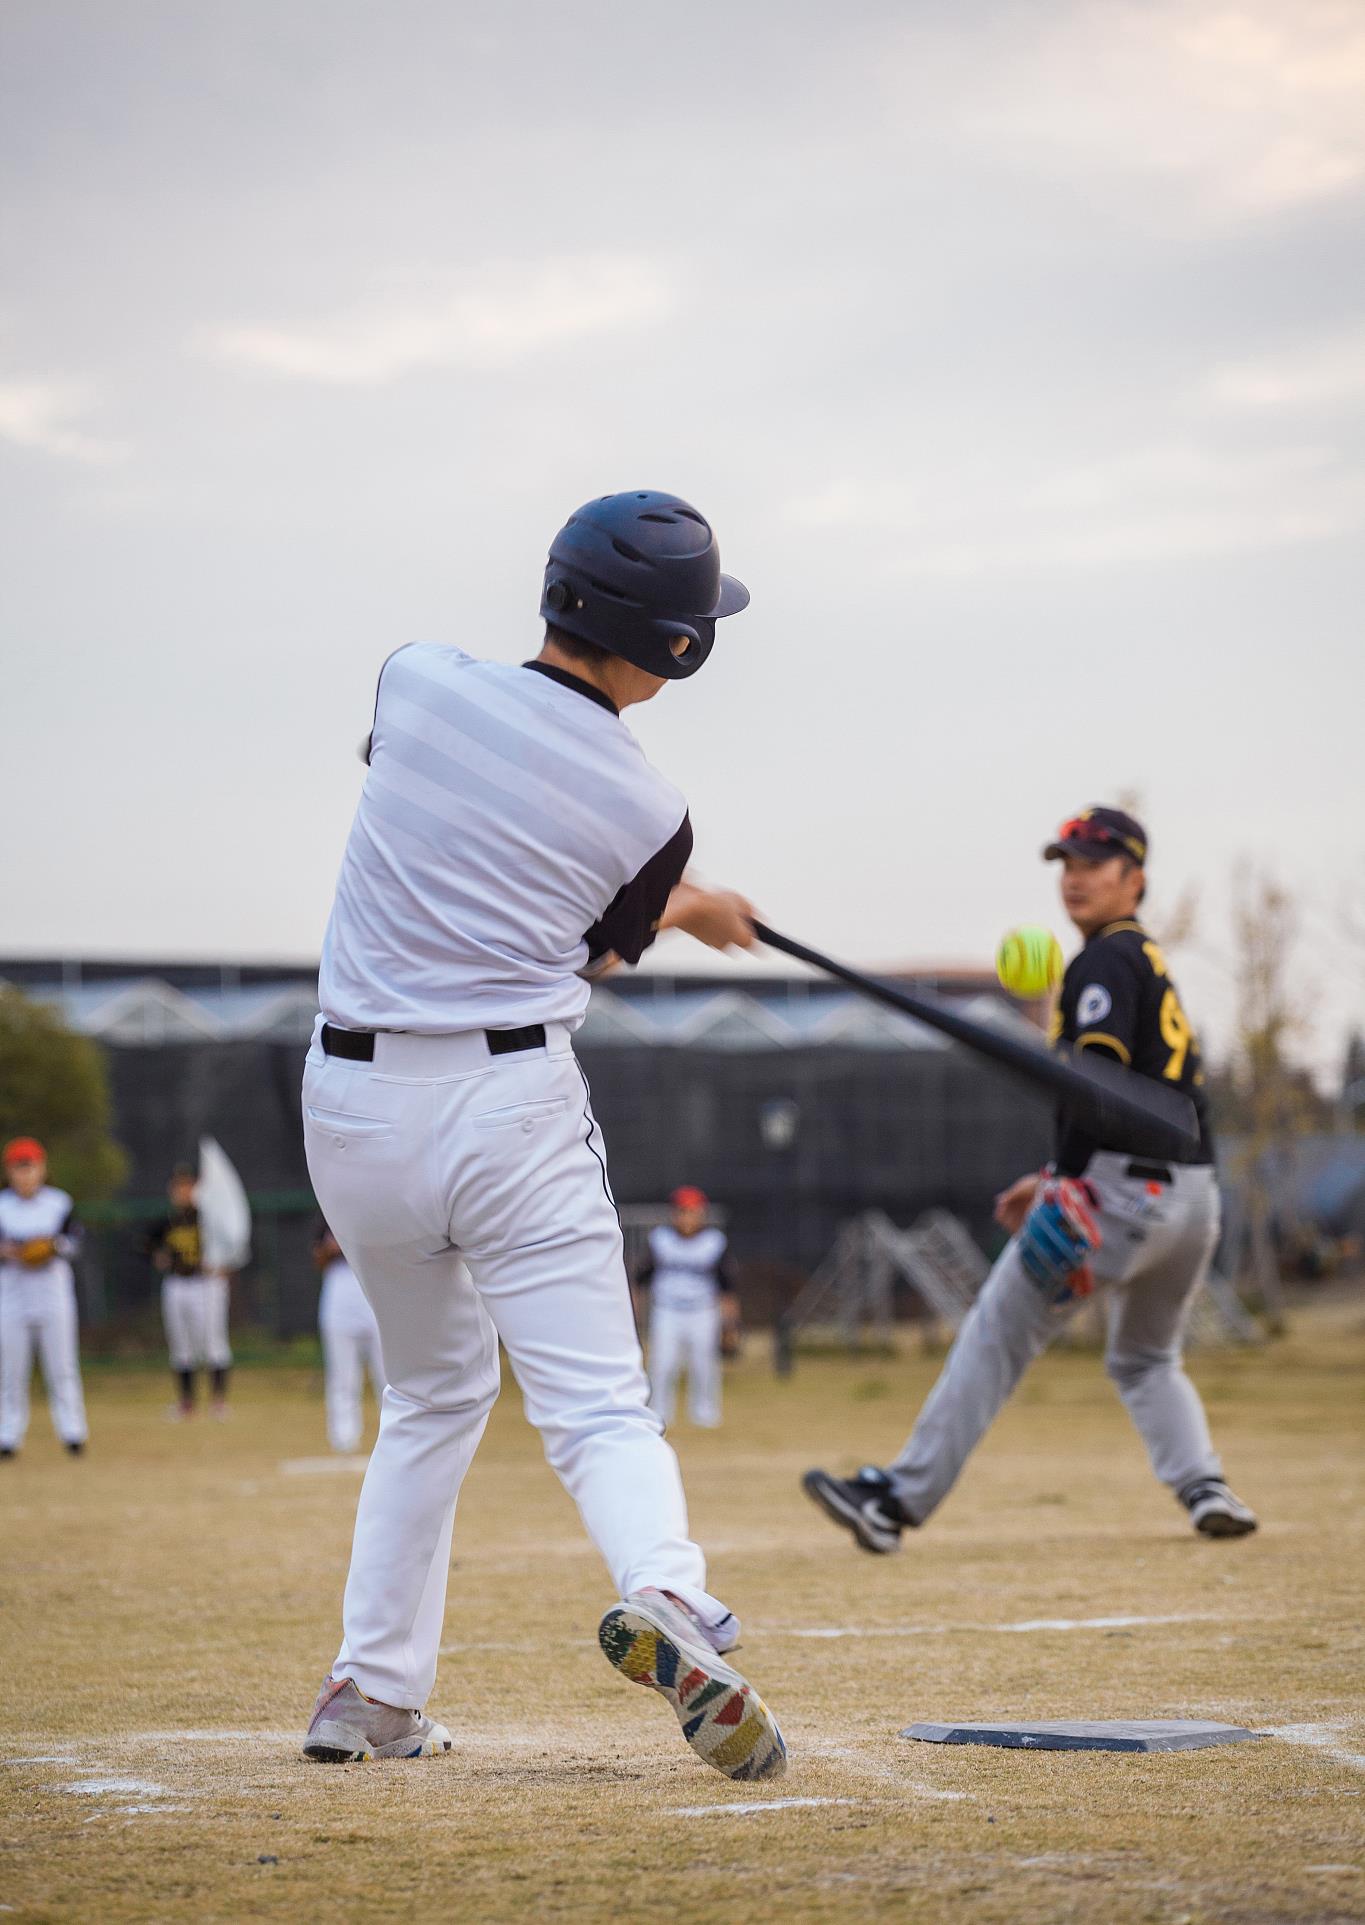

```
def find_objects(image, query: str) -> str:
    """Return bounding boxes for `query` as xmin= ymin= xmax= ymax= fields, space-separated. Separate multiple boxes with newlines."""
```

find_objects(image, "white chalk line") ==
xmin=447 ymin=1615 xmax=1212 ymax=1657
xmin=56 ymin=1778 xmax=173 ymax=1798
xmin=670 ymin=1796 xmax=861 ymax=1817
xmin=1266 ymin=1722 xmax=1365 ymax=1773
xmin=277 ymin=1455 xmax=369 ymax=1476
xmin=781 ymin=1613 xmax=1218 ymax=1639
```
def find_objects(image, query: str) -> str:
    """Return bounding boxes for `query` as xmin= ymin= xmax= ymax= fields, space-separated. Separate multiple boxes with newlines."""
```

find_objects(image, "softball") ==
xmin=995 ymin=925 xmax=1064 ymax=999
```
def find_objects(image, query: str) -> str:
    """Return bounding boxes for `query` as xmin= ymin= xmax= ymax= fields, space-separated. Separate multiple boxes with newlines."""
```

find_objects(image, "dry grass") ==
xmin=2 ymin=1300 xmax=1363 ymax=1924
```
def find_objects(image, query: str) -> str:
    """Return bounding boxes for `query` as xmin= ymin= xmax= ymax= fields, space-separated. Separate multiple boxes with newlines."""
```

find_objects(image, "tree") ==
xmin=1227 ymin=870 xmax=1316 ymax=1330
xmin=0 ymin=986 xmax=128 ymax=1199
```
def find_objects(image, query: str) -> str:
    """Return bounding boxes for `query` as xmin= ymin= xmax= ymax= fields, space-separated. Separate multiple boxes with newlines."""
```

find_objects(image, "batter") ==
xmin=804 ymin=806 xmax=1258 ymax=1551
xmin=300 ymin=491 xmax=785 ymax=1779
xmin=0 ymin=1137 xmax=88 ymax=1458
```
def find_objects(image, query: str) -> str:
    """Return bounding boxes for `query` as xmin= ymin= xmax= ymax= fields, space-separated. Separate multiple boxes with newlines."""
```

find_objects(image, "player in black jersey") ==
xmin=804 ymin=805 xmax=1257 ymax=1552
xmin=145 ymin=1165 xmax=233 ymax=1420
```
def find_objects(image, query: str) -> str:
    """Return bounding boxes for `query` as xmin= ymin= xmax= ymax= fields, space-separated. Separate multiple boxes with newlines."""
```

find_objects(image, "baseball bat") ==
xmin=749 ymin=921 xmax=1200 ymax=1163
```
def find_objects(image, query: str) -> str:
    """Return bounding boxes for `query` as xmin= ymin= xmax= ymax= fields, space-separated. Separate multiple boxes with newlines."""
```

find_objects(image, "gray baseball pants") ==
xmin=888 ymin=1153 xmax=1223 ymax=1520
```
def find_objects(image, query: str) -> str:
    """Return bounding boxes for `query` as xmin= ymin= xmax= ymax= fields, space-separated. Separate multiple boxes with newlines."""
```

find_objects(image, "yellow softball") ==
xmin=995 ymin=925 xmax=1064 ymax=998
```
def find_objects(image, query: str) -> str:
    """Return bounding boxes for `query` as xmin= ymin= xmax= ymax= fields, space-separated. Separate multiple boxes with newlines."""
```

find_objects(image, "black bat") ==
xmin=750 ymin=921 xmax=1200 ymax=1164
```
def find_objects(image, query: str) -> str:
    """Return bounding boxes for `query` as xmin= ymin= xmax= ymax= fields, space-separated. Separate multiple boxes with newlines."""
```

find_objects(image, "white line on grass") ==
xmin=781 ymin=1614 xmax=1217 ymax=1639
xmin=1266 ymin=1723 xmax=1365 ymax=1772
xmin=278 ymin=1456 xmax=369 ymax=1476
xmin=56 ymin=1779 xmax=172 ymax=1798
xmin=669 ymin=1797 xmax=862 ymax=1817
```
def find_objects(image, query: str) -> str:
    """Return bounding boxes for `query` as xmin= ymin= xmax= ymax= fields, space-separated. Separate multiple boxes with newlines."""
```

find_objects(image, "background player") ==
xmin=299 ymin=491 xmax=785 ymax=1780
xmin=314 ymin=1221 xmax=385 ymax=1455
xmin=0 ymin=1138 xmax=88 ymax=1459
xmin=804 ymin=805 xmax=1258 ymax=1550
xmin=146 ymin=1165 xmax=233 ymax=1419
xmin=635 ymin=1186 xmax=739 ymax=1428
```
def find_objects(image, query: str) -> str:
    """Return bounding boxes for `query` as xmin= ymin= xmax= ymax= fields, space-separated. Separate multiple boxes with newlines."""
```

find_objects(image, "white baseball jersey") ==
xmin=0 ymin=1184 xmax=79 ymax=1262
xmin=644 ymin=1225 xmax=732 ymax=1313
xmin=319 ymin=646 xmax=692 ymax=1034
xmin=0 ymin=1185 xmax=87 ymax=1450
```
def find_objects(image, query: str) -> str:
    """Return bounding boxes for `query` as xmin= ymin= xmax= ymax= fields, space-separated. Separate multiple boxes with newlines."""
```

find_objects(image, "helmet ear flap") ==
xmin=657 ymin=619 xmax=713 ymax=676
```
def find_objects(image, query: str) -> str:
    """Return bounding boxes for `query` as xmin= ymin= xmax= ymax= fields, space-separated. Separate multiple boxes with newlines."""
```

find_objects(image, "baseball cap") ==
xmin=670 ymin=1186 xmax=708 ymax=1211
xmin=1044 ymin=806 xmax=1148 ymax=865
xmin=3 ymin=1137 xmax=46 ymax=1166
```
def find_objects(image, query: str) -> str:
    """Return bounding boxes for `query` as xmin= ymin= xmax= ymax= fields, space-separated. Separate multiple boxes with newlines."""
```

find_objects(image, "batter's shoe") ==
xmin=598 ymin=1589 xmax=786 ymax=1782
xmin=802 ymin=1465 xmax=915 ymax=1554
xmin=301 ymin=1676 xmax=453 ymax=1763
xmin=1179 ymin=1479 xmax=1258 ymax=1539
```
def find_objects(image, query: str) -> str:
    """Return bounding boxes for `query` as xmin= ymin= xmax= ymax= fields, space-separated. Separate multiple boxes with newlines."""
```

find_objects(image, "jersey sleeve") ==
xmin=1067 ymin=943 xmax=1142 ymax=1066
xmin=55 ymin=1197 xmax=81 ymax=1259
xmin=583 ymin=811 xmax=693 ymax=968
xmin=634 ymin=1226 xmax=663 ymax=1286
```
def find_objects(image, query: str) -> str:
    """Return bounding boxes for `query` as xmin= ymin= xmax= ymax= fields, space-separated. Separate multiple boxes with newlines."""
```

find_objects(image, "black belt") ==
xmin=321 ymin=1022 xmax=546 ymax=1062
xmin=1124 ymin=1160 xmax=1174 ymax=1184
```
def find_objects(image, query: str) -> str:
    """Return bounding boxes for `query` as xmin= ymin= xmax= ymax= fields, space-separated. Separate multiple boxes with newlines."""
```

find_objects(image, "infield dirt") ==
xmin=2 ymin=1298 xmax=1362 ymax=1923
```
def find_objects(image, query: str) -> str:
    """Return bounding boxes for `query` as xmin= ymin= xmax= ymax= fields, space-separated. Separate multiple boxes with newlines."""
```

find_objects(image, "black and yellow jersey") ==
xmin=1050 ymin=920 xmax=1214 ymax=1174
xmin=145 ymin=1206 xmax=204 ymax=1277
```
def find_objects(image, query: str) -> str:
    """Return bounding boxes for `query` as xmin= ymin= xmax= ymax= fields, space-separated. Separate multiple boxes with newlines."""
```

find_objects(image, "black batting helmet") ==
xmin=539 ymin=490 xmax=749 ymax=680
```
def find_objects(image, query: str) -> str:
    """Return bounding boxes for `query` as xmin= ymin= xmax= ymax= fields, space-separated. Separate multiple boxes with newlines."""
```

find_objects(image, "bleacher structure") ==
xmin=782 ymin=1208 xmax=1260 ymax=1352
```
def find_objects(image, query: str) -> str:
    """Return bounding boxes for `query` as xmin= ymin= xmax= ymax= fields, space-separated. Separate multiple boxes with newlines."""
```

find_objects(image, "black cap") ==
xmin=1044 ymin=806 xmax=1148 ymax=865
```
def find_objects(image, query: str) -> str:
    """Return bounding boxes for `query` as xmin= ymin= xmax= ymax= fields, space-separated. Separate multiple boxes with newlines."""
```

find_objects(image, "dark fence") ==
xmin=79 ymin=1038 xmax=1053 ymax=1339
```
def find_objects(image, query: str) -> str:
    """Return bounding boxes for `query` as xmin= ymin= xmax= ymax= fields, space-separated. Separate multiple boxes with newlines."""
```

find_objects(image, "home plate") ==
xmin=902 ymin=1719 xmax=1263 ymax=1753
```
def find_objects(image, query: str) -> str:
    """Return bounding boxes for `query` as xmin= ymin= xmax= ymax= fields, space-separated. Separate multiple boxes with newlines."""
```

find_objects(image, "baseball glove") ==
xmin=18 ymin=1236 xmax=58 ymax=1268
xmin=1017 ymin=1177 xmax=1102 ymax=1304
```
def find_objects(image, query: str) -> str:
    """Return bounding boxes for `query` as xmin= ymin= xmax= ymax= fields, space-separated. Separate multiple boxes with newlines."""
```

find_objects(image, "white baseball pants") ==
xmin=889 ymin=1155 xmax=1224 ymax=1520
xmin=302 ymin=1021 xmax=730 ymax=1710
xmin=320 ymin=1313 xmax=385 ymax=1455
xmin=649 ymin=1302 xmax=723 ymax=1428
xmin=161 ymin=1275 xmax=232 ymax=1370
xmin=0 ymin=1261 xmax=88 ymax=1450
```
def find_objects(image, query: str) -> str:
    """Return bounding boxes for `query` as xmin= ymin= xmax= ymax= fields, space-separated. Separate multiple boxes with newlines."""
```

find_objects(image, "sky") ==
xmin=2 ymin=0 xmax=1363 ymax=1080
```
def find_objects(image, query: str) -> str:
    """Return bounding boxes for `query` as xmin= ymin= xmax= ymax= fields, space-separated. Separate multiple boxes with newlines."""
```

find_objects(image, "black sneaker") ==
xmin=1179 ymin=1478 xmax=1258 ymax=1538
xmin=801 ymin=1465 xmax=915 ymax=1554
xmin=0 ymin=1446 xmax=15 ymax=1461
xmin=66 ymin=1441 xmax=86 ymax=1458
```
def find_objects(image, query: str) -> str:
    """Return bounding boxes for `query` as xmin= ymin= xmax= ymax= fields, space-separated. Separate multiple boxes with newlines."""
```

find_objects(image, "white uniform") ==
xmin=305 ymin=645 xmax=732 ymax=1711
xmin=644 ymin=1225 xmax=731 ymax=1428
xmin=318 ymin=1253 xmax=385 ymax=1454
xmin=0 ymin=1185 xmax=88 ymax=1451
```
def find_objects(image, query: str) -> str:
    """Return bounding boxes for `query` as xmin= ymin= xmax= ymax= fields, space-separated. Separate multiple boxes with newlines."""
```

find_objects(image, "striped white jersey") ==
xmin=319 ymin=646 xmax=692 ymax=1034
xmin=641 ymin=1226 xmax=733 ymax=1313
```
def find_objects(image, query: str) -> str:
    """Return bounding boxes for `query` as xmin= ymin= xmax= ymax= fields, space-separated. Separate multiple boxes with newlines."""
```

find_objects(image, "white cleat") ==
xmin=301 ymin=1675 xmax=452 ymax=1762
xmin=1180 ymin=1479 xmax=1258 ymax=1539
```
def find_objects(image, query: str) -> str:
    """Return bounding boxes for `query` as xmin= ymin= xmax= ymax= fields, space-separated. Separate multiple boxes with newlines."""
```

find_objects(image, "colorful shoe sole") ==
xmin=598 ymin=1603 xmax=786 ymax=1781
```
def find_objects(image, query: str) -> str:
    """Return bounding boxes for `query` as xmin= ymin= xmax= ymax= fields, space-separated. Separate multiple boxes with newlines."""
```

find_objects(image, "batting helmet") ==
xmin=540 ymin=491 xmax=749 ymax=680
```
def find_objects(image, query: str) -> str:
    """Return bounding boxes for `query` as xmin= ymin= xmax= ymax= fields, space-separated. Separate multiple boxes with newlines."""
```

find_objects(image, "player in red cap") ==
xmin=634 ymin=1187 xmax=740 ymax=1429
xmin=0 ymin=1139 xmax=89 ymax=1458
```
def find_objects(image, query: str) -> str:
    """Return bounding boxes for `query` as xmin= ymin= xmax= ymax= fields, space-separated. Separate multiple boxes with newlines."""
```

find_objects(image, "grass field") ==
xmin=3 ymin=1299 xmax=1363 ymax=1924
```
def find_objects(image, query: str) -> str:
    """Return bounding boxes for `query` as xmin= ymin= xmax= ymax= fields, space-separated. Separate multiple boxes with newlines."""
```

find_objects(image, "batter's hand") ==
xmin=994 ymin=1173 xmax=1042 ymax=1235
xmin=661 ymin=882 xmax=758 ymax=952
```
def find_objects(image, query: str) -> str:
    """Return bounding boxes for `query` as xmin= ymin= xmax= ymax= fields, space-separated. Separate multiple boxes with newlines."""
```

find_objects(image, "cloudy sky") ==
xmin=3 ymin=0 xmax=1363 ymax=1076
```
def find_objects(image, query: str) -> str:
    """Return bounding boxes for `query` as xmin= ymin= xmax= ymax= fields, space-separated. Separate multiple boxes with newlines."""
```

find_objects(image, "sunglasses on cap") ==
xmin=1055 ymin=816 xmax=1146 ymax=862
